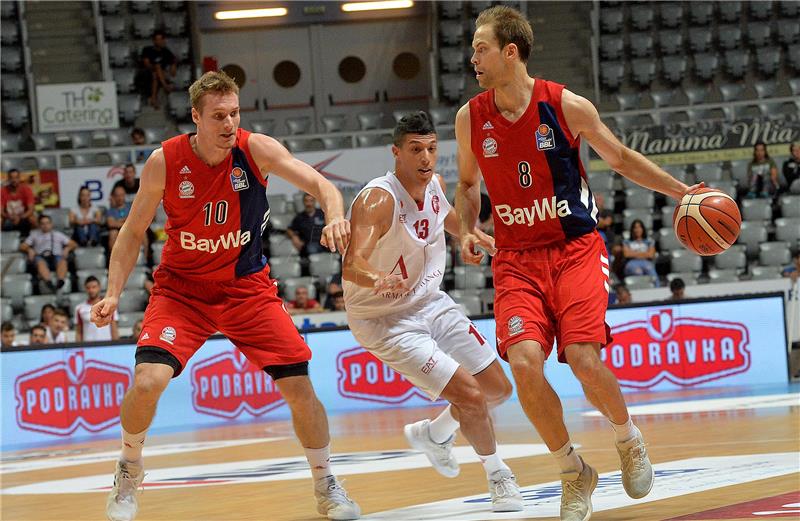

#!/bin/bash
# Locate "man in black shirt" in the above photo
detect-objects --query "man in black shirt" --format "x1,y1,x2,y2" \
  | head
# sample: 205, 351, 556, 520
139, 30, 176, 109
287, 193, 326, 257
112, 164, 140, 204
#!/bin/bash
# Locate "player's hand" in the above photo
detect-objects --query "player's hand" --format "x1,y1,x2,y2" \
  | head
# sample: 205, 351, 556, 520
91, 297, 118, 328
676, 182, 706, 201
321, 216, 350, 254
472, 227, 497, 256
373, 273, 408, 295
460, 232, 490, 265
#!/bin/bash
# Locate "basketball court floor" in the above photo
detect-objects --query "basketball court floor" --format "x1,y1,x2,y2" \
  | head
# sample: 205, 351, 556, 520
2, 384, 798, 521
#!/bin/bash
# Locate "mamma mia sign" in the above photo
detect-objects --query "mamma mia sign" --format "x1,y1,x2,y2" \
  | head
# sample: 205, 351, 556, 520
36, 82, 119, 132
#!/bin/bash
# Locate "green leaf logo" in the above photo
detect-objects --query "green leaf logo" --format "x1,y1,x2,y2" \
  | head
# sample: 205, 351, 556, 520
88, 87, 103, 103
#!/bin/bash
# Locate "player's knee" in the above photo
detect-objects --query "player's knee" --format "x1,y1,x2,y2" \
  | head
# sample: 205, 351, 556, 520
452, 384, 487, 417
131, 369, 169, 401
567, 346, 603, 383
507, 344, 545, 380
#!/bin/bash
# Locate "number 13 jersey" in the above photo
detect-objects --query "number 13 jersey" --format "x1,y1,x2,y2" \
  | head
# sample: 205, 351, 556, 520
469, 79, 599, 250
343, 172, 450, 319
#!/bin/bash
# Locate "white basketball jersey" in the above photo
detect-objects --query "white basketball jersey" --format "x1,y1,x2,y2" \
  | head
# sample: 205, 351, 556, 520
344, 172, 451, 319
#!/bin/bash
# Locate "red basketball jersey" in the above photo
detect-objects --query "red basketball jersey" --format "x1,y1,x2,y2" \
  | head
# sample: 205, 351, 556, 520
159, 128, 270, 281
469, 79, 599, 250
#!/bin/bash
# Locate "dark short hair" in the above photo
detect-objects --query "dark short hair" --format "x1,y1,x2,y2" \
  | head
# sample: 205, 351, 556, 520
153, 29, 166, 39
8, 168, 20, 175
77, 186, 91, 203
1, 321, 15, 333
131, 127, 144, 137
670, 278, 685, 291
84, 275, 99, 286
393, 111, 436, 146
38, 214, 51, 223
614, 283, 630, 294
30, 324, 46, 335
124, 163, 135, 169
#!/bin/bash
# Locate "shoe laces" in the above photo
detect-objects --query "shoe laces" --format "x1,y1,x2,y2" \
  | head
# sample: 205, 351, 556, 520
560, 474, 587, 512
115, 466, 143, 500
319, 477, 352, 505
491, 472, 518, 499
621, 440, 648, 474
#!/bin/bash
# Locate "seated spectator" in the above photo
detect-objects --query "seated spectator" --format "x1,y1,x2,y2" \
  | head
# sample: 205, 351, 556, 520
286, 286, 324, 315
1, 168, 36, 236
69, 186, 102, 246
39, 303, 55, 326
131, 128, 153, 162
29, 324, 48, 345
329, 291, 346, 312
132, 319, 143, 340
1, 321, 17, 348
613, 283, 632, 305
782, 252, 799, 283
669, 278, 685, 301
75, 276, 119, 342
287, 194, 326, 257
20, 214, 77, 293
34, 184, 59, 213
782, 142, 800, 192
594, 193, 616, 255
137, 30, 176, 109
623, 219, 658, 284
107, 185, 132, 253
45, 308, 70, 343
113, 164, 140, 204
323, 274, 343, 311
745, 141, 779, 198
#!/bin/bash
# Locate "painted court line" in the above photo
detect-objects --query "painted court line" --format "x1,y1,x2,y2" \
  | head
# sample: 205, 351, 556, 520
583, 393, 800, 417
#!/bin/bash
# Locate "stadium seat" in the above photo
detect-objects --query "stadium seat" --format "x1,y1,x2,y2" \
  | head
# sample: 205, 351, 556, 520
629, 33, 653, 58
439, 21, 464, 46
281, 277, 316, 301
438, 2, 463, 19
74, 248, 107, 271
285, 138, 321, 153
1, 255, 25, 277
623, 209, 653, 231
670, 249, 702, 273
480, 288, 495, 313
321, 136, 350, 150
693, 54, 719, 82
657, 228, 682, 252
118, 312, 140, 329
321, 114, 346, 133
103, 16, 127, 40
776, 19, 800, 46
688, 28, 712, 53
250, 120, 275, 135
780, 195, 800, 218
780, 1, 799, 16
631, 59, 656, 87
2, 100, 29, 129
3, 277, 31, 309
713, 245, 747, 271
749, 1, 773, 19
118, 94, 141, 125
615, 92, 641, 111
132, 14, 156, 38
143, 127, 167, 144
162, 0, 185, 11
737, 221, 768, 257
1, 20, 19, 45
24, 295, 57, 321
693, 162, 725, 183
1, 133, 20, 153
1, 301, 13, 322
429, 107, 456, 127
0, 46, 22, 72
171, 38, 190, 62
1, 0, 16, 17
113, 68, 136, 93
629, 4, 654, 31
600, 34, 624, 60
268, 213, 292, 231
718, 2, 741, 23
747, 22, 772, 48
754, 80, 778, 99
689, 2, 713, 25
125, 269, 149, 291
742, 199, 772, 221
76, 269, 108, 290
718, 25, 742, 51
1, 74, 25, 98
657, 30, 683, 55
1, 230, 21, 253
162, 12, 187, 37
775, 218, 800, 244
117, 289, 148, 313
269, 234, 296, 257
308, 253, 341, 279
439, 46, 464, 73
750, 266, 782, 280
588, 171, 615, 193
453, 266, 485, 289
755, 47, 781, 77
624, 188, 654, 209
441, 74, 465, 102
600, 61, 625, 90
286, 116, 312, 135
788, 44, 800, 74
658, 2, 683, 28
46, 208, 71, 231
600, 8, 623, 33
624, 275, 656, 290
667, 272, 699, 285
723, 50, 750, 79
151, 243, 164, 266
718, 83, 743, 103
268, 256, 301, 279
173, 66, 193, 89
453, 293, 483, 316
355, 112, 382, 131
707, 269, 740, 283
661, 56, 686, 85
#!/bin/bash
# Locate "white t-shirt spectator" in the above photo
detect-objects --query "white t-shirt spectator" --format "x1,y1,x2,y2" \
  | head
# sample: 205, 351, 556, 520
24, 229, 71, 256
74, 301, 118, 341
45, 327, 67, 344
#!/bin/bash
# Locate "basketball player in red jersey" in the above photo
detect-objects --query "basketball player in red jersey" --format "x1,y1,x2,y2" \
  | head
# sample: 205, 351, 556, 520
455, 7, 703, 521
93, 72, 360, 521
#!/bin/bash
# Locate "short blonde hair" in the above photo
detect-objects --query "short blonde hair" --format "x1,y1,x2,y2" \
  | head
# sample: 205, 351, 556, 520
189, 71, 239, 111
475, 5, 534, 63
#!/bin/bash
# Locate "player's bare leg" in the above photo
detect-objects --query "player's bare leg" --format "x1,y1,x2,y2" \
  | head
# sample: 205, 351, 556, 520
565, 343, 653, 500
406, 366, 522, 511
473, 360, 513, 408
276, 375, 360, 520
107, 363, 173, 521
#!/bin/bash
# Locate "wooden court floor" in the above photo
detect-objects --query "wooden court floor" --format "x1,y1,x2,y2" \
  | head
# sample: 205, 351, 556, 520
2, 386, 798, 521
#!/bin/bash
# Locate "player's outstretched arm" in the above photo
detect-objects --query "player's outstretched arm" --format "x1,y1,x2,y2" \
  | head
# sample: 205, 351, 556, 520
561, 90, 701, 202
248, 133, 349, 254
454, 104, 488, 264
341, 188, 404, 293
438, 175, 496, 256
92, 149, 166, 327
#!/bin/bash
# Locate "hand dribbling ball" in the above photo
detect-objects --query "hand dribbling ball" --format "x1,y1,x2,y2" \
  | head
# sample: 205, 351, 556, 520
673, 187, 742, 256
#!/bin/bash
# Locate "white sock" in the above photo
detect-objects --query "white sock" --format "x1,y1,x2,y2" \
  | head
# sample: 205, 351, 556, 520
478, 451, 510, 477
551, 440, 583, 474
121, 427, 147, 464
304, 445, 332, 482
610, 417, 639, 443
428, 406, 460, 444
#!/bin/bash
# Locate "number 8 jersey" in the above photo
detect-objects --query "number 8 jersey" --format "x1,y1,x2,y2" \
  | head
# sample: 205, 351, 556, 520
159, 128, 270, 281
469, 79, 599, 250
343, 172, 450, 319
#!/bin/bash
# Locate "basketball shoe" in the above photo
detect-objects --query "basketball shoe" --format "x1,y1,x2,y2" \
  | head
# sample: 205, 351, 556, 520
616, 433, 654, 499
560, 458, 597, 521
488, 469, 524, 512
106, 460, 144, 521
314, 475, 361, 520
403, 419, 459, 477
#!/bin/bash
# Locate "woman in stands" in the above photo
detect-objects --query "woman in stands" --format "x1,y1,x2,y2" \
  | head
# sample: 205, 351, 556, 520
69, 186, 102, 247
623, 219, 659, 285
746, 141, 779, 199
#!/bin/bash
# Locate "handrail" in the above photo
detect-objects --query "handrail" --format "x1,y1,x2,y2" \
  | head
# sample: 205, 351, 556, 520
92, 1, 111, 82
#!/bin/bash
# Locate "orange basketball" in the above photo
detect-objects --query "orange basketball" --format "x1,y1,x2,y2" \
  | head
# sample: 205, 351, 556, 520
673, 187, 742, 256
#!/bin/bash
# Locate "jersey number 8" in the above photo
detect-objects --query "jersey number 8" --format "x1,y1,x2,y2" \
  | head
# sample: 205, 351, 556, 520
518, 161, 532, 188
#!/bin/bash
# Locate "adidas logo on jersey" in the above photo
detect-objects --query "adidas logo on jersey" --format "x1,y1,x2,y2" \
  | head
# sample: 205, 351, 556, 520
494, 197, 572, 227
482, 121, 494, 130
180, 165, 191, 175
179, 230, 252, 253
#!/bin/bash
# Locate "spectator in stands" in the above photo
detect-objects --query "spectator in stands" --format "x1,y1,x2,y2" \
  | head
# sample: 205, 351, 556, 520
330, 291, 346, 312
1, 321, 17, 348
745, 141, 779, 199
287, 193, 326, 257
594, 193, 616, 254
75, 276, 119, 342
478, 191, 493, 234
323, 274, 343, 311
132, 319, 143, 340
34, 184, 59, 213
39, 303, 55, 327
1, 169, 36, 236
69, 186, 102, 247
106, 185, 132, 253
623, 219, 658, 284
20, 214, 77, 294
286, 286, 324, 315
669, 278, 686, 301
782, 142, 800, 193
613, 283, 632, 305
29, 324, 48, 345
130, 128, 154, 162
45, 308, 69, 343
138, 30, 176, 109
113, 164, 140, 204
782, 252, 799, 283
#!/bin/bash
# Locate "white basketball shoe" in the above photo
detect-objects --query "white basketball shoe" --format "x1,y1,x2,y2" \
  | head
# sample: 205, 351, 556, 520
314, 475, 361, 520
488, 469, 524, 512
403, 419, 459, 478
106, 460, 144, 521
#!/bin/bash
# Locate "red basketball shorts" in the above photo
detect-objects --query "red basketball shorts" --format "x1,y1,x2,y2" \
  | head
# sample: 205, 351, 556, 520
493, 231, 612, 363
137, 266, 311, 375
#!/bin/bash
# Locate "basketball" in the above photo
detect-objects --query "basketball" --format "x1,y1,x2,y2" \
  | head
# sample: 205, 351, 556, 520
673, 187, 742, 256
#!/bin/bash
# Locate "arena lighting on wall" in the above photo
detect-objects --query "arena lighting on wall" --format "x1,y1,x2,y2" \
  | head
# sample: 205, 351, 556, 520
341, 0, 414, 13
213, 7, 288, 20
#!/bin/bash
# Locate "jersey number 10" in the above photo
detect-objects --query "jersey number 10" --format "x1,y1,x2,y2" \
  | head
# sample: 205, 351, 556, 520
203, 200, 229, 226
